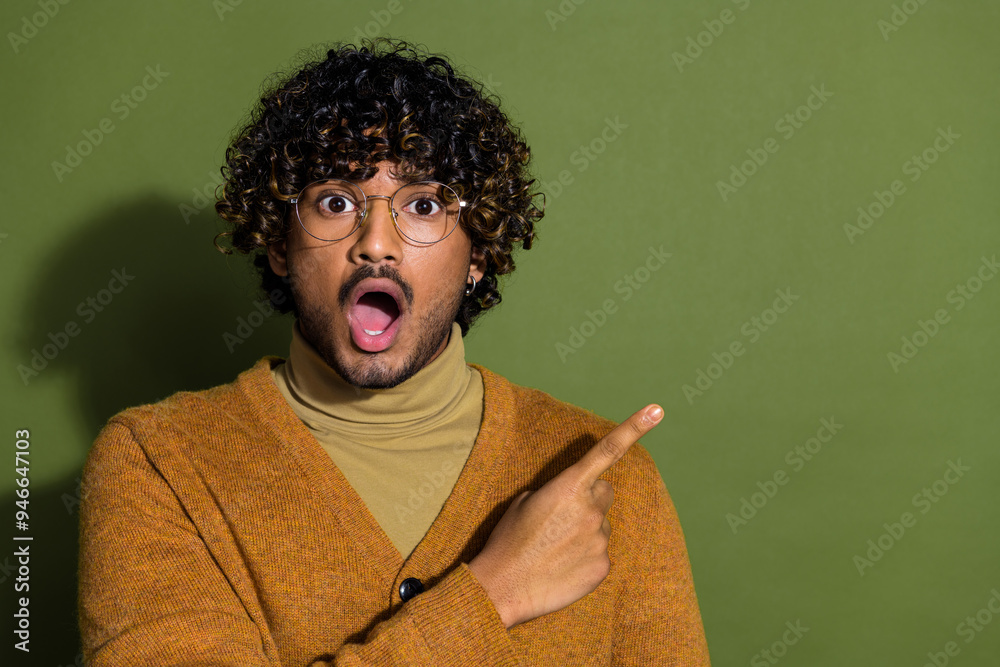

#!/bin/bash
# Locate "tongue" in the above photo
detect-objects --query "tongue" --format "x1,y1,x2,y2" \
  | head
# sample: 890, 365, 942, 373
353, 292, 399, 332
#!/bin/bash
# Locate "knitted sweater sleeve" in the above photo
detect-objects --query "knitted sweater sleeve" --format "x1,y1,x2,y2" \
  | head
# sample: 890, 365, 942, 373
78, 419, 518, 667
612, 451, 711, 665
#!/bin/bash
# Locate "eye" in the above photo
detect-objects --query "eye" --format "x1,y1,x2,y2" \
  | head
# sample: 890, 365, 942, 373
401, 197, 443, 217
318, 194, 360, 215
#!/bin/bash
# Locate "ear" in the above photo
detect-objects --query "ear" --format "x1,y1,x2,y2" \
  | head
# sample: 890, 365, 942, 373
267, 240, 289, 277
469, 246, 487, 283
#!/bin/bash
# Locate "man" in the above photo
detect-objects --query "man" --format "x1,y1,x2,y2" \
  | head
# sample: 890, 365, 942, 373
77, 39, 710, 665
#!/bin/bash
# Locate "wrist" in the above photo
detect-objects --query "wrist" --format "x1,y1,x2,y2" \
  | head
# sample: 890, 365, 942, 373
468, 557, 518, 629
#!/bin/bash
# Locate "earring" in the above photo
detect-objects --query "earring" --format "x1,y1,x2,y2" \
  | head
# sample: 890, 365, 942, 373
465, 276, 477, 296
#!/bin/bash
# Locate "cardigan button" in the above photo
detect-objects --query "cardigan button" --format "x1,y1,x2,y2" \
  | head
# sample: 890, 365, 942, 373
399, 577, 424, 601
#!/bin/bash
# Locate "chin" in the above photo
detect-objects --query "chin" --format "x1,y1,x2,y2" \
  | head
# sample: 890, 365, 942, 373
311, 320, 449, 390
337, 348, 423, 390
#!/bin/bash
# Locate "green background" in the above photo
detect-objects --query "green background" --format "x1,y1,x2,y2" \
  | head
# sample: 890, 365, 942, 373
2, 0, 998, 664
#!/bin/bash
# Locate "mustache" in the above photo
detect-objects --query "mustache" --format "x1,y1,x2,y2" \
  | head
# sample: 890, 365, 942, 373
337, 264, 414, 308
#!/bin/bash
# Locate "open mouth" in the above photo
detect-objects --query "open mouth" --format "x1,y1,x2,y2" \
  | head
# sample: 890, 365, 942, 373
354, 291, 400, 336
348, 279, 406, 353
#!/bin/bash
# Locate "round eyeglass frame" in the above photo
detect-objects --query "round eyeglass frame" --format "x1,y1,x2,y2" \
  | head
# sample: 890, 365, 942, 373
289, 178, 468, 246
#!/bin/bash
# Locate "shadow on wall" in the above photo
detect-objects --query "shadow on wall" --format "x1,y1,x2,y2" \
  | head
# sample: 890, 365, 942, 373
5, 194, 293, 664
20, 194, 294, 430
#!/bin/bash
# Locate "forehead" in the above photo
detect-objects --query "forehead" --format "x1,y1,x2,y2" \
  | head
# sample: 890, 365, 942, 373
318, 161, 426, 191
356, 160, 406, 183
318, 157, 436, 184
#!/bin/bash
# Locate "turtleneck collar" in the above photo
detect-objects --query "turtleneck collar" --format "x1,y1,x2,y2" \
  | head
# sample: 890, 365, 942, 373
274, 320, 476, 438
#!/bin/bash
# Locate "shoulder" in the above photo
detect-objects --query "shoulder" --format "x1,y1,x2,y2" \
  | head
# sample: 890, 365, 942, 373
469, 364, 662, 489
472, 363, 615, 433
88, 357, 286, 463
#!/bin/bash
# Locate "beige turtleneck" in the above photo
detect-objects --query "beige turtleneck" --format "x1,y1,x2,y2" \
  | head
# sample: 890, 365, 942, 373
270, 321, 484, 559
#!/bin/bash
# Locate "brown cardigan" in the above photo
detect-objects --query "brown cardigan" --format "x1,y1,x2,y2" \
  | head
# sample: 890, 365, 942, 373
78, 358, 711, 666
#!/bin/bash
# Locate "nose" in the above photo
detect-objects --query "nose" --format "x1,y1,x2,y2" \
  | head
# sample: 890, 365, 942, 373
349, 194, 402, 264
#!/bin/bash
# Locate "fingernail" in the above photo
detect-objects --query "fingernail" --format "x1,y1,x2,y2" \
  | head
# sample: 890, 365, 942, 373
645, 406, 663, 425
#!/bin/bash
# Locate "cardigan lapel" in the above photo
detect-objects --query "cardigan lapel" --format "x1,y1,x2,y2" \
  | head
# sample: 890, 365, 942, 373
246, 358, 405, 582
245, 358, 515, 582
402, 364, 515, 572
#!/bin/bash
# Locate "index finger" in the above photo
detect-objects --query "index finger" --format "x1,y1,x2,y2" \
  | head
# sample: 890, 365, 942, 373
571, 404, 663, 486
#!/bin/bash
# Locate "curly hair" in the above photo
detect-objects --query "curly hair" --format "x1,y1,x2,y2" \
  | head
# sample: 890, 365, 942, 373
214, 38, 543, 335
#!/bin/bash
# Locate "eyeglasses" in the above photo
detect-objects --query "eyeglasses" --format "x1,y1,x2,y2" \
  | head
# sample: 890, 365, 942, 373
289, 179, 467, 245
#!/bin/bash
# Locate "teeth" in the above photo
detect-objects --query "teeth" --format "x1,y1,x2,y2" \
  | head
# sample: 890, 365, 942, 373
363, 329, 385, 336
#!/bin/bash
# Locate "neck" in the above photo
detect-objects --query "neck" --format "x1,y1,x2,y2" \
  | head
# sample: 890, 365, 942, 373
278, 320, 473, 431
